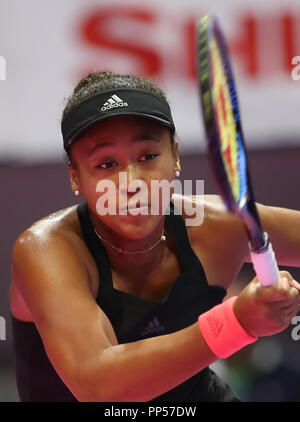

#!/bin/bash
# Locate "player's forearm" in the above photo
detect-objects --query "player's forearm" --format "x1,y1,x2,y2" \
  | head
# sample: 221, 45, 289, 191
78, 322, 217, 402
256, 203, 300, 267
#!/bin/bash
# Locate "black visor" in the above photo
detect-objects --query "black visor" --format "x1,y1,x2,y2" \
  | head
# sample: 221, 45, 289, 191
61, 88, 176, 151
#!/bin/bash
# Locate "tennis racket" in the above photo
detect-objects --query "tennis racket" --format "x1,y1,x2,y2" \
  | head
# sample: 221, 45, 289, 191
196, 15, 280, 287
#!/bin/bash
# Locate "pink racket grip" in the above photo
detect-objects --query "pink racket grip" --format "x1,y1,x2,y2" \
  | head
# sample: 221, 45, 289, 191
250, 237, 280, 286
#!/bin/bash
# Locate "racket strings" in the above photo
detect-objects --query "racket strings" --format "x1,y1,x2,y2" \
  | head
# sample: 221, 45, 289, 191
210, 38, 248, 206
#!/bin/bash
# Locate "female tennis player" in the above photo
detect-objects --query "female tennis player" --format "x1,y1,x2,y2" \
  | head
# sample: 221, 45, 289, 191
10, 71, 300, 402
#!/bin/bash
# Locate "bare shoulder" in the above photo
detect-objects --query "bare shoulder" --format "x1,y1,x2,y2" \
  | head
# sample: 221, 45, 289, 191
12, 205, 92, 263
11, 204, 97, 280
12, 206, 81, 274
15, 205, 80, 243
10, 205, 97, 321
171, 194, 249, 289
171, 193, 235, 229
171, 192, 248, 251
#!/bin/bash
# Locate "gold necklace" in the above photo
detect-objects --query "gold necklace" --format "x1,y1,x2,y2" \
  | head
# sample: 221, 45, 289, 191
93, 227, 166, 254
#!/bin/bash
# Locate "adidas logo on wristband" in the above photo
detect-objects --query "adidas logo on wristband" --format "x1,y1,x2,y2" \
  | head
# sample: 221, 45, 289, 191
101, 94, 128, 111
198, 297, 257, 359
206, 316, 224, 338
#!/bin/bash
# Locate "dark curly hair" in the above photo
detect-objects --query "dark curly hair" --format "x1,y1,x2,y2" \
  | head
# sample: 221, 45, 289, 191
62, 71, 174, 166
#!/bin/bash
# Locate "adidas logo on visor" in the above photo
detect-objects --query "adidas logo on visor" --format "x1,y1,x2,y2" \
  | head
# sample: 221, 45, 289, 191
101, 94, 128, 111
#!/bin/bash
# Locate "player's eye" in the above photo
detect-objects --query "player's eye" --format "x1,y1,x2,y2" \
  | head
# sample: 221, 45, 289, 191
96, 161, 117, 170
139, 154, 159, 162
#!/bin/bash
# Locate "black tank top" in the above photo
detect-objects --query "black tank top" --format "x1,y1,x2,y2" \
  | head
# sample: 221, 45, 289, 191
12, 202, 240, 402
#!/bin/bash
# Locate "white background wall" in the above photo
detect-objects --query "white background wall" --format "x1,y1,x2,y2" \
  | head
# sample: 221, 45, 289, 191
0, 0, 300, 162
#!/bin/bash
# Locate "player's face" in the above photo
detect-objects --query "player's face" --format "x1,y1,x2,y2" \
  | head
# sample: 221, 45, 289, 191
69, 115, 179, 239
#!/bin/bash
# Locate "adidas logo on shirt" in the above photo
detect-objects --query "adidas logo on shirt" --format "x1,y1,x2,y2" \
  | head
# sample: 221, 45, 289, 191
141, 317, 164, 337
101, 94, 128, 111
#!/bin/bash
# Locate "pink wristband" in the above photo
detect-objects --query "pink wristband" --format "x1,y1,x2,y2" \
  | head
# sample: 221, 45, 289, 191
198, 296, 257, 359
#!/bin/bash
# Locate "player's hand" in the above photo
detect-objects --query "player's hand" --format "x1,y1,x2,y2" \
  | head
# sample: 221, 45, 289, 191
233, 271, 300, 338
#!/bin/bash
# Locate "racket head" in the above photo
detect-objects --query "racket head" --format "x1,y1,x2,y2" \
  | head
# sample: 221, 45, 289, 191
196, 15, 264, 248
196, 16, 249, 212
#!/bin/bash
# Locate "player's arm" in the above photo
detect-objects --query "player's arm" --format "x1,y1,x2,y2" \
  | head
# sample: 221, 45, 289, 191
252, 203, 300, 268
202, 195, 300, 268
11, 229, 217, 402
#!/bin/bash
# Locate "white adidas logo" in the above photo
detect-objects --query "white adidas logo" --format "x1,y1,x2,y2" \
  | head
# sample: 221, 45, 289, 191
141, 317, 164, 337
101, 94, 128, 111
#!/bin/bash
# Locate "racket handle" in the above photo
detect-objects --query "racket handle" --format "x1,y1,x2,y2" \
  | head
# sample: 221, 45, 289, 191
250, 234, 280, 286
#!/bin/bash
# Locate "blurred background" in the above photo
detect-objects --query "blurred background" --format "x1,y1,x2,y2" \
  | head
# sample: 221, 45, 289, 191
0, 0, 299, 402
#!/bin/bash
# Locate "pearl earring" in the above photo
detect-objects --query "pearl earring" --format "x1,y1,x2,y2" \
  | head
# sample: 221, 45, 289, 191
74, 190, 80, 196
175, 170, 180, 177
